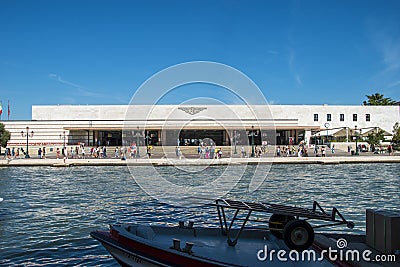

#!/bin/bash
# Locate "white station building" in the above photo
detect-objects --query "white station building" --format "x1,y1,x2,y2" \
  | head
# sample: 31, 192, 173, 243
2, 104, 399, 149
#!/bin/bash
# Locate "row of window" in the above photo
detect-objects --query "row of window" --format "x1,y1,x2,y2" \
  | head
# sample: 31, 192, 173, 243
314, 113, 370, 122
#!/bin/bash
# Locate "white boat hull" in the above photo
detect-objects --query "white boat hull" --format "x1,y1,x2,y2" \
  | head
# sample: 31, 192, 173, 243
103, 242, 160, 267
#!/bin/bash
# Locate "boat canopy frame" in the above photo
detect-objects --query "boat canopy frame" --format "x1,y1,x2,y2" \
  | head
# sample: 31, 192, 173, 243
214, 199, 354, 247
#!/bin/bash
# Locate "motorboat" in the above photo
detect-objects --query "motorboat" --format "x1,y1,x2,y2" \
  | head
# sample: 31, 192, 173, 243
91, 198, 354, 266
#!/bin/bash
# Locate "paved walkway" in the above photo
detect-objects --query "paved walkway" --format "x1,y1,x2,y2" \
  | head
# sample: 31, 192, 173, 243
1, 155, 399, 167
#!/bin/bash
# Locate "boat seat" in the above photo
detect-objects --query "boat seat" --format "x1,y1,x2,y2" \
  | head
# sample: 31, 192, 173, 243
136, 225, 156, 240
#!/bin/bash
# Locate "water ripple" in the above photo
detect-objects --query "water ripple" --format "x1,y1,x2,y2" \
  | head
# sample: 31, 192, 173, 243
0, 164, 399, 265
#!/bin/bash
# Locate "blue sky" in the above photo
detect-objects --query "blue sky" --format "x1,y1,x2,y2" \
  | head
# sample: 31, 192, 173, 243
0, 0, 399, 120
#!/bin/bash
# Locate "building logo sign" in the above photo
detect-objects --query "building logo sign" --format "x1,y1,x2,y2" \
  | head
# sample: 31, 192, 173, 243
178, 107, 207, 115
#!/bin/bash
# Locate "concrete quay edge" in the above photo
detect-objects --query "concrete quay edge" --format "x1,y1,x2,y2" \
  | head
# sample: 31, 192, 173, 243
1, 156, 399, 167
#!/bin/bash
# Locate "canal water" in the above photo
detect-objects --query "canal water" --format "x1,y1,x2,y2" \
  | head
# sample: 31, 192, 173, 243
0, 164, 399, 266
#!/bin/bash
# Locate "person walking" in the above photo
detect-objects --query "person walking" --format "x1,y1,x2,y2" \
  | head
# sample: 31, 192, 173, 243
321, 146, 326, 157
210, 146, 215, 159
81, 146, 86, 159
200, 146, 206, 159
147, 146, 152, 158
276, 146, 281, 157
297, 146, 302, 157
388, 145, 393, 156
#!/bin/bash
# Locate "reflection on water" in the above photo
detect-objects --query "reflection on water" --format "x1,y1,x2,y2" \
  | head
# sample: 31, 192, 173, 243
0, 164, 399, 266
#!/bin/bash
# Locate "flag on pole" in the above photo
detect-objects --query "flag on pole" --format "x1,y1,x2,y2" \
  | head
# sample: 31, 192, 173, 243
0, 101, 3, 117
8, 100, 10, 120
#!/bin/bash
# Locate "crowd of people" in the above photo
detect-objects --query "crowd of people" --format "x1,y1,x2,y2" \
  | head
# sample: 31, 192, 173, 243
2, 147, 27, 159
2, 142, 397, 160
60, 144, 155, 160
196, 144, 223, 159
240, 145, 266, 158
276, 144, 310, 157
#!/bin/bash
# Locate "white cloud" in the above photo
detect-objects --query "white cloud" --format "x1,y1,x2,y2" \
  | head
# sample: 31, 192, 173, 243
49, 73, 85, 89
381, 37, 400, 72
365, 20, 400, 101
295, 74, 303, 87
367, 21, 400, 73
288, 48, 303, 87
49, 73, 105, 98
387, 80, 400, 89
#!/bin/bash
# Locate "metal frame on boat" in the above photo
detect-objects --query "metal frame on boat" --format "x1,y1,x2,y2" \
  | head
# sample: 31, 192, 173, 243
214, 199, 354, 251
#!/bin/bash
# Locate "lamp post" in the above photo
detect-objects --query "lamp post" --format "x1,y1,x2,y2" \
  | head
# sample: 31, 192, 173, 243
233, 130, 239, 154
314, 132, 318, 146
249, 126, 258, 157
355, 125, 359, 156
135, 126, 141, 158
21, 126, 34, 158
59, 131, 66, 149
145, 131, 151, 146
324, 123, 330, 145
314, 132, 318, 153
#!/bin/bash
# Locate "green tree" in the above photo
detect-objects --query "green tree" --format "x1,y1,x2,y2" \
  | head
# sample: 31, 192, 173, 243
366, 129, 385, 149
363, 93, 397, 106
0, 122, 11, 154
392, 122, 400, 150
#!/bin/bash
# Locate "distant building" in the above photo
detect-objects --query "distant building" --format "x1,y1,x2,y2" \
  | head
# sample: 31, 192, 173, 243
2, 104, 399, 148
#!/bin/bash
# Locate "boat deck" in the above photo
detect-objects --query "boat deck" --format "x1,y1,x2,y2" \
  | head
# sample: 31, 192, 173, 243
117, 224, 335, 266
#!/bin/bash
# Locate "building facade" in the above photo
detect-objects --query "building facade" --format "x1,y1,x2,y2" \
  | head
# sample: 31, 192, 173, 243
3, 104, 399, 148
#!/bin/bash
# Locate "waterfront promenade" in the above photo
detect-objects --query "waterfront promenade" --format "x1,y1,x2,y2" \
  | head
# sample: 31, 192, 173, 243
1, 154, 400, 167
